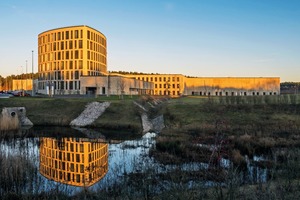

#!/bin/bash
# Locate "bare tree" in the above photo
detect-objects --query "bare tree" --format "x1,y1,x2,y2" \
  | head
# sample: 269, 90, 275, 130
117, 78, 126, 99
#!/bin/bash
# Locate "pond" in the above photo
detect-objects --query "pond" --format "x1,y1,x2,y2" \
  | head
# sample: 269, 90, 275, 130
0, 127, 270, 198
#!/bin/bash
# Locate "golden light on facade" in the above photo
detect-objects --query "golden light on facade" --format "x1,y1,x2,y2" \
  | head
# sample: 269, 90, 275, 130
38, 25, 107, 95
39, 137, 108, 187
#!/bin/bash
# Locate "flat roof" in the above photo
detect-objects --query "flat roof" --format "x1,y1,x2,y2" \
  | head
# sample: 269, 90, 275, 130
38, 25, 106, 38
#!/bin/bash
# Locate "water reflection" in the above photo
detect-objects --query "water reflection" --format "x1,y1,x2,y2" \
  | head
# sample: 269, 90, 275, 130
39, 137, 108, 187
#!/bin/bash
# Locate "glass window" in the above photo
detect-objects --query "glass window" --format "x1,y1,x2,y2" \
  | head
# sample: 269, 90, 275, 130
66, 51, 69, 59
75, 30, 79, 38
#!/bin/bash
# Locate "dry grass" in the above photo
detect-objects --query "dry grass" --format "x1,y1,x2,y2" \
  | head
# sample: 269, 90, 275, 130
231, 149, 245, 165
0, 113, 19, 131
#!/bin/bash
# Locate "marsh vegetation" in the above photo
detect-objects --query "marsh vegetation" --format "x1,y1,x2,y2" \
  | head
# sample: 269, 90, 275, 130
1, 95, 300, 199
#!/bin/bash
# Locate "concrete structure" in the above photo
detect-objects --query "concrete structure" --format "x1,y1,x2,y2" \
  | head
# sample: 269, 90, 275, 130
1, 107, 33, 126
80, 75, 154, 96
39, 137, 108, 187
124, 74, 280, 96
123, 74, 185, 96
184, 77, 280, 96
37, 25, 280, 97
38, 25, 107, 95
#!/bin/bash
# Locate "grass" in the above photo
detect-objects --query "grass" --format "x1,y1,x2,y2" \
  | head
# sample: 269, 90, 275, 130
0, 96, 144, 133
152, 94, 300, 165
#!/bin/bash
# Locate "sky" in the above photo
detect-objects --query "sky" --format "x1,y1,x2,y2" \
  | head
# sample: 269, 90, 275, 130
0, 0, 299, 82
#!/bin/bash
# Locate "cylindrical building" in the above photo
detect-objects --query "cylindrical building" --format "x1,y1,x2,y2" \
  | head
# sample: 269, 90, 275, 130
38, 25, 107, 95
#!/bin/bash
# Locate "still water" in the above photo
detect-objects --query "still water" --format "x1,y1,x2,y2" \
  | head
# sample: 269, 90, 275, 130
0, 127, 268, 196
0, 127, 156, 195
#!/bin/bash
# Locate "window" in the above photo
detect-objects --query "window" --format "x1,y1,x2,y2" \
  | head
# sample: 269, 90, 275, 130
66, 31, 69, 39
75, 30, 79, 38
79, 40, 83, 48
75, 50, 79, 59
75, 71, 79, 79
87, 30, 90, 39
69, 41, 73, 49
66, 51, 69, 59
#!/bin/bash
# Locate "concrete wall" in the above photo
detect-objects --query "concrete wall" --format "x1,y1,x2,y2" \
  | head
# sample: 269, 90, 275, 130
183, 77, 280, 96
80, 75, 154, 96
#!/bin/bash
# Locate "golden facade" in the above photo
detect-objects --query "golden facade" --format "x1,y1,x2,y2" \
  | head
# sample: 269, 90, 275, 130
38, 25, 107, 94
124, 74, 185, 96
12, 79, 33, 91
39, 137, 108, 187
184, 77, 280, 96
124, 74, 280, 96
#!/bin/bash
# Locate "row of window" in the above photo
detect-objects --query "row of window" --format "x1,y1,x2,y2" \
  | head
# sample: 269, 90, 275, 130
191, 91, 278, 96
40, 164, 108, 185
87, 30, 106, 46
39, 29, 84, 44
39, 40, 106, 55
39, 40, 83, 53
154, 90, 180, 95
87, 40, 106, 52
41, 139, 108, 154
39, 50, 83, 62
38, 80, 81, 90
155, 83, 180, 89
39, 50, 106, 64
136, 76, 181, 82
39, 60, 105, 73
39, 29, 106, 46
40, 153, 107, 173
39, 70, 82, 80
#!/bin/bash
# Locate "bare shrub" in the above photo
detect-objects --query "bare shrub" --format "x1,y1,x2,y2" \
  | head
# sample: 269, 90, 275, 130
240, 134, 252, 142
231, 149, 245, 165
258, 137, 276, 148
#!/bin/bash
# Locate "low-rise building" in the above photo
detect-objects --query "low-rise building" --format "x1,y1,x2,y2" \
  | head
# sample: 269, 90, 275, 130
80, 75, 153, 96
122, 73, 280, 96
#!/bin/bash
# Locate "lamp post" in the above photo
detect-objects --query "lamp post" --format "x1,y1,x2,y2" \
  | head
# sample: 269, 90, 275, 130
31, 50, 34, 96
21, 66, 24, 96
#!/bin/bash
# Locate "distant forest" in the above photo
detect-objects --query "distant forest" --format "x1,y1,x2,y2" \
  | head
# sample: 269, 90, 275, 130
280, 82, 300, 94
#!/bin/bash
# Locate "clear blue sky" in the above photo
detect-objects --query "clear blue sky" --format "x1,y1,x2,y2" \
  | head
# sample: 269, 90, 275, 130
0, 0, 299, 82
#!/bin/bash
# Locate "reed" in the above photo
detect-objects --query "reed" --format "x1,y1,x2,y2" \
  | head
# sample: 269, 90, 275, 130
0, 112, 20, 131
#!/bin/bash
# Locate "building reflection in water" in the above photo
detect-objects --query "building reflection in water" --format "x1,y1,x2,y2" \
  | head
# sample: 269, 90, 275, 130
39, 137, 108, 187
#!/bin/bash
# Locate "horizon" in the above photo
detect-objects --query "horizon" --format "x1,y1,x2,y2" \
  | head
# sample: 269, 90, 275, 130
0, 0, 299, 82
